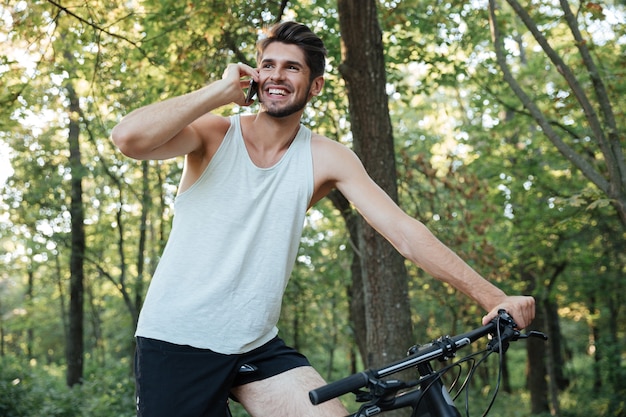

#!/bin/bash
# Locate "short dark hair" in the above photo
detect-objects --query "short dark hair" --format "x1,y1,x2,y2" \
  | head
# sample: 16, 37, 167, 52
256, 22, 327, 79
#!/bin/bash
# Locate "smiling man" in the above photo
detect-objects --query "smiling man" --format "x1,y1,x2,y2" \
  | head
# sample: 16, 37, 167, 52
111, 21, 534, 417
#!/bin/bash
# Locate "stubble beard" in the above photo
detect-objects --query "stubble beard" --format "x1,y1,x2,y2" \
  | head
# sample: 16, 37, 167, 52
260, 82, 312, 118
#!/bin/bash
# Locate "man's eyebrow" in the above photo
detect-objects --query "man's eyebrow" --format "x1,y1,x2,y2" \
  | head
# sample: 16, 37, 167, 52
261, 58, 304, 67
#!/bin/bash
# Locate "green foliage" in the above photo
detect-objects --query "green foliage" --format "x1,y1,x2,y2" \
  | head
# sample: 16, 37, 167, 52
1, 0, 624, 415
0, 358, 30, 417
279, 197, 355, 378
0, 357, 135, 417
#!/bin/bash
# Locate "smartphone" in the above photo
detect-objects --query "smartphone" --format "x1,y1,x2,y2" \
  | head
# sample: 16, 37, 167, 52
245, 80, 258, 104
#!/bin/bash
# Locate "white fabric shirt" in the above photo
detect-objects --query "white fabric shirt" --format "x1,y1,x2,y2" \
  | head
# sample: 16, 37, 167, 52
135, 115, 314, 353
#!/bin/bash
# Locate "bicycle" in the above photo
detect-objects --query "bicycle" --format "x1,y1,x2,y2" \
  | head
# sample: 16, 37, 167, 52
309, 310, 547, 417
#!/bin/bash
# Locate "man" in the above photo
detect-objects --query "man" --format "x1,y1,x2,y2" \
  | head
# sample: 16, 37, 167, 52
112, 21, 534, 417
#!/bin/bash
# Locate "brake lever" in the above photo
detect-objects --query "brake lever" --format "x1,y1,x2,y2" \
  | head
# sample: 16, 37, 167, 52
518, 330, 549, 341
487, 328, 548, 353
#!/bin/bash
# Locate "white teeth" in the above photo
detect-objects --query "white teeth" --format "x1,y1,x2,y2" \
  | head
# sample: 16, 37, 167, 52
268, 88, 286, 96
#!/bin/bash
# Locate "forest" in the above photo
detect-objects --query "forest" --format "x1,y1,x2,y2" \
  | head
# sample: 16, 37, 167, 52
0, 0, 624, 416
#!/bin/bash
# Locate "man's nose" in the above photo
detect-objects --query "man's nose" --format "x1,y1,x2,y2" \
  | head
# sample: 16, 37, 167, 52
269, 66, 285, 80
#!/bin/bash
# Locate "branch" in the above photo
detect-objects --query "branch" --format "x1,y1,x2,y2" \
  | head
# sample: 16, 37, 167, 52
484, 83, 586, 141
276, 0, 289, 23
487, 0, 609, 194
86, 255, 138, 319
503, 0, 626, 206
504, 0, 609, 155
222, 30, 254, 65
559, 0, 625, 187
45, 0, 158, 64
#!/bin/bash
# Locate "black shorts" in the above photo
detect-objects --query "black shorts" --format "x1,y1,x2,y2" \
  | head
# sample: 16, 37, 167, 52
134, 336, 311, 417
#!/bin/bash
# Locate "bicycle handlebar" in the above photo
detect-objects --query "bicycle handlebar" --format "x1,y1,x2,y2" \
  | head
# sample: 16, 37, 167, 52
309, 371, 371, 406
310, 311, 525, 406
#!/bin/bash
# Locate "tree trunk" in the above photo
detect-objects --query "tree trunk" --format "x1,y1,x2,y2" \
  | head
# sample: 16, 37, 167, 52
542, 299, 561, 416
134, 160, 150, 324
545, 298, 569, 391
526, 302, 550, 414
588, 295, 602, 392
521, 270, 550, 415
328, 190, 367, 364
337, 0, 413, 373
26, 265, 34, 358
66, 81, 85, 387
604, 292, 624, 415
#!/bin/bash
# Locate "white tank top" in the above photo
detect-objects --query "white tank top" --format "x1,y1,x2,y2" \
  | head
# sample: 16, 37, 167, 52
135, 115, 314, 353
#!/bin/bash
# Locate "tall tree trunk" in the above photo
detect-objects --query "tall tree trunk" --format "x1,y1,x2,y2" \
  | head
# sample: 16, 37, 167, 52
26, 265, 34, 358
545, 298, 569, 391
542, 299, 561, 416
337, 0, 413, 377
526, 305, 550, 414
65, 81, 85, 387
588, 295, 602, 392
523, 271, 550, 414
604, 291, 624, 414
328, 190, 366, 364
134, 160, 151, 325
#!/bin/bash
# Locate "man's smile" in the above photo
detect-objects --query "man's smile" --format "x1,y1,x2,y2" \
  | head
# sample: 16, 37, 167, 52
266, 86, 290, 98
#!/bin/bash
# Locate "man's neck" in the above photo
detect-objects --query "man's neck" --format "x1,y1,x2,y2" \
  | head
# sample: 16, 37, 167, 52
250, 111, 303, 148
239, 112, 302, 168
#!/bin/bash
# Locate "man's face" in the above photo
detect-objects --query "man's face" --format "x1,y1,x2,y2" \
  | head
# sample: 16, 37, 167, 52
257, 42, 319, 118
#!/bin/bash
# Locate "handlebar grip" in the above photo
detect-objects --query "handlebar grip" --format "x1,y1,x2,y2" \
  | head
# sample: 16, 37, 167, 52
309, 371, 370, 405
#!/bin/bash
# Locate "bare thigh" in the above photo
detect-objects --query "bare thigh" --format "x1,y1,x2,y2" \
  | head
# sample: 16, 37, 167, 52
231, 366, 348, 417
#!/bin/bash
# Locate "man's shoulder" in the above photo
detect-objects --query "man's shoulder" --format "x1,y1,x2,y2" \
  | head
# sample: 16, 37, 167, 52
310, 133, 364, 183
191, 114, 233, 145
311, 133, 354, 157
197, 113, 232, 131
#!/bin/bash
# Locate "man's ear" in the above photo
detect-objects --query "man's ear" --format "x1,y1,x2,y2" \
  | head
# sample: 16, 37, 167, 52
309, 76, 325, 97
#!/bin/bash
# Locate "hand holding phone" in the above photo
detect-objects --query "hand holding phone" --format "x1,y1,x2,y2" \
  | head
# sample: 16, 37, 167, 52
245, 80, 258, 104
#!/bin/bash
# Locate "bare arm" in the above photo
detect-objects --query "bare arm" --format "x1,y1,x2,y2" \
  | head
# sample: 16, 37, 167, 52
313, 137, 535, 329
111, 64, 258, 160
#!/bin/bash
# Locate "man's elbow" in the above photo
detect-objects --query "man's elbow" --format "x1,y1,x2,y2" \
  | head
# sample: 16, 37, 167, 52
111, 124, 147, 159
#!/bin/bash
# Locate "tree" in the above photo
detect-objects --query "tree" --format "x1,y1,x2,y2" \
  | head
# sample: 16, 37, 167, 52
2, 1, 624, 415
336, 0, 414, 373
65, 80, 86, 386
488, 0, 626, 227
378, 0, 624, 413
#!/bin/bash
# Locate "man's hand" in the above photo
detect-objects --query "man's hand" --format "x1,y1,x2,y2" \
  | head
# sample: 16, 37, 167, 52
482, 295, 535, 329
221, 63, 259, 107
